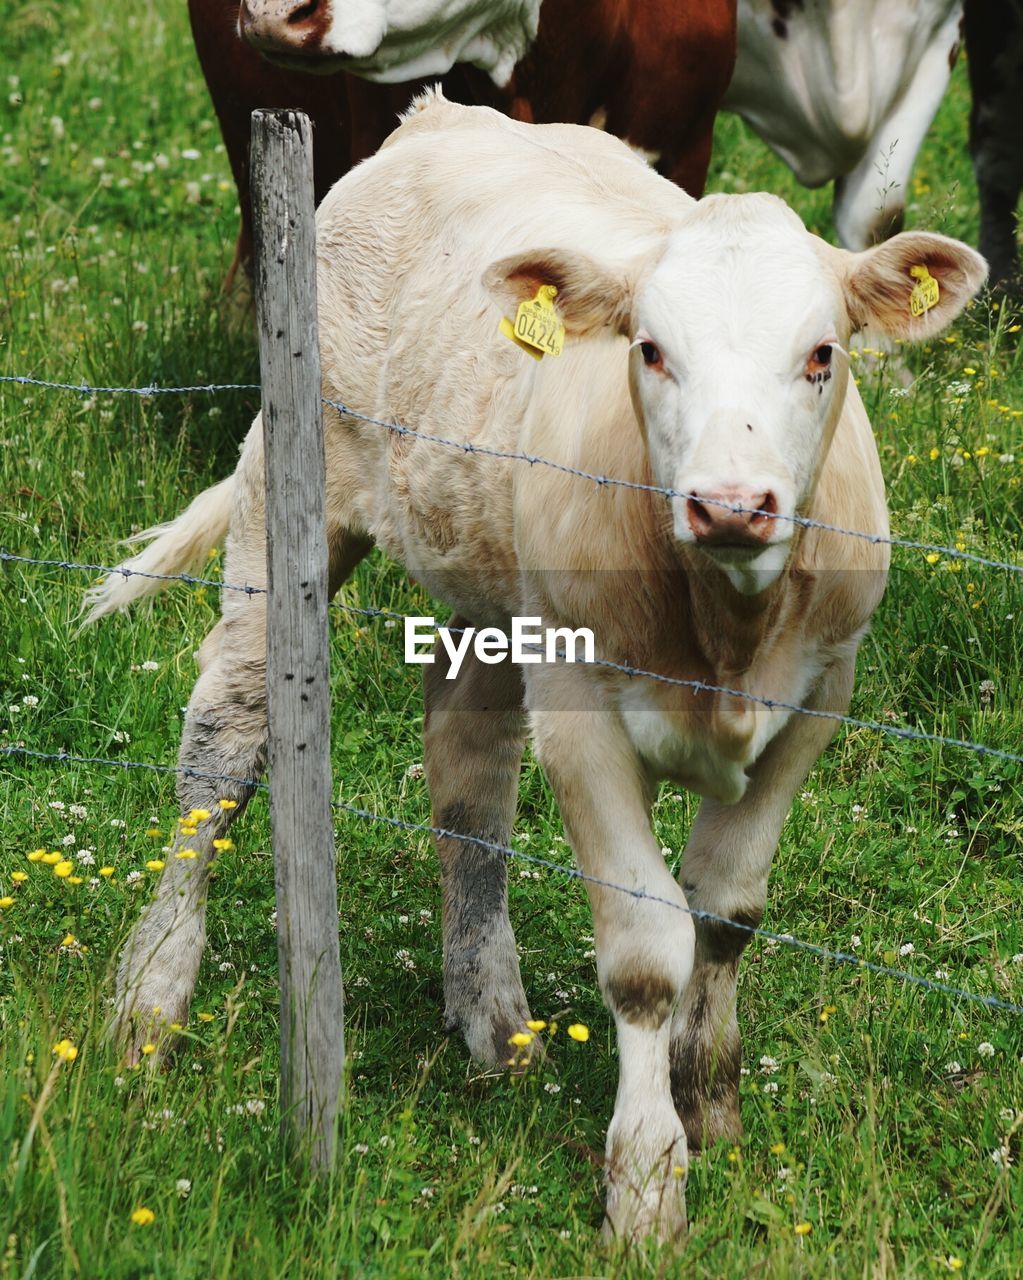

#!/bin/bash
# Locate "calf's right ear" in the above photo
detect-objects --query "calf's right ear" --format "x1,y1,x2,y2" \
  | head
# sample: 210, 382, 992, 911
482, 248, 634, 339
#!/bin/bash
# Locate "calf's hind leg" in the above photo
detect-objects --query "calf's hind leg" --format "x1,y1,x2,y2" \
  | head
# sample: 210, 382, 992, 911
112, 508, 370, 1061
423, 623, 534, 1068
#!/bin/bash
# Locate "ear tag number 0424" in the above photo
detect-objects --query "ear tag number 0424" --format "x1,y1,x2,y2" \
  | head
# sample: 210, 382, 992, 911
500, 284, 566, 360
909, 264, 940, 317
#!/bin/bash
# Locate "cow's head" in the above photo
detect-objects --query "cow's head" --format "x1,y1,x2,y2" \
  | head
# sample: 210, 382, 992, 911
238, 0, 540, 84
485, 194, 985, 592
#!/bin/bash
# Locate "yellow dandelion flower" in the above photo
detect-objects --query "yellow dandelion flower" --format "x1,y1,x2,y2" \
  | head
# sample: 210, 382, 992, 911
99, 866, 115, 878
11, 871, 28, 883
925, 552, 940, 565
212, 838, 233, 851
27, 848, 46, 862
794, 1221, 812, 1236
130, 1207, 155, 1226
175, 849, 198, 860
61, 934, 76, 946
929, 447, 941, 461
975, 446, 991, 457
52, 1039, 78, 1062
0, 897, 14, 909
770, 1141, 786, 1155
169, 1022, 184, 1032
197, 1011, 215, 1023
145, 827, 162, 838
509, 1031, 533, 1047
179, 825, 197, 838
526, 1019, 547, 1032
672, 1164, 685, 1178
567, 1023, 590, 1043
140, 1043, 156, 1056
1008, 325, 1021, 334
727, 1146, 740, 1163
42, 851, 62, 865
53, 860, 74, 878
947, 1258, 964, 1272
68, 876, 83, 885
905, 454, 918, 464
187, 808, 212, 824
145, 859, 165, 872
217, 798, 238, 810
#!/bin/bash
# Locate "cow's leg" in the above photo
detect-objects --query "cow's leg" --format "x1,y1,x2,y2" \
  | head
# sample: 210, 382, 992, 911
832, 13, 960, 250
530, 672, 693, 1243
670, 657, 856, 1148
423, 624, 533, 1068
111, 473, 370, 1060
965, 0, 1023, 291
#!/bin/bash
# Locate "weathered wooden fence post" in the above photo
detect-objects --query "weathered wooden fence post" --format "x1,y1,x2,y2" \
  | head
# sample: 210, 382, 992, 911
250, 108, 344, 1169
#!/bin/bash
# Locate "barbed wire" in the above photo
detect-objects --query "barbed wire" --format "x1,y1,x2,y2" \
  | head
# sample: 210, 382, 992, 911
3, 548, 1020, 766
321, 397, 1023, 577
1, 373, 1020, 576
3, 742, 1021, 1017
0, 549, 264, 596
0, 375, 261, 397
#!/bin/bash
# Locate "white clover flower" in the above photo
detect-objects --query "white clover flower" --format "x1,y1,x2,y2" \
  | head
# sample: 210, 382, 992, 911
978, 1042, 995, 1058
899, 943, 915, 957
176, 1178, 191, 1197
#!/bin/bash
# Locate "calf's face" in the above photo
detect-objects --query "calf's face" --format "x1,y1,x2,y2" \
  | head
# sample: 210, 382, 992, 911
486, 192, 985, 593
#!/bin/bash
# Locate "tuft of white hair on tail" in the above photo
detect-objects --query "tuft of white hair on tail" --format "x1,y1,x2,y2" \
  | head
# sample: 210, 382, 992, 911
82, 475, 235, 623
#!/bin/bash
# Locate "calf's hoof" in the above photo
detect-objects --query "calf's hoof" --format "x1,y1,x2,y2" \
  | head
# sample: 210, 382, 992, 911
602, 1125, 689, 1245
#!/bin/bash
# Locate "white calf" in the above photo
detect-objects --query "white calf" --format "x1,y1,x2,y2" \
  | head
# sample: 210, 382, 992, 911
88, 92, 984, 1240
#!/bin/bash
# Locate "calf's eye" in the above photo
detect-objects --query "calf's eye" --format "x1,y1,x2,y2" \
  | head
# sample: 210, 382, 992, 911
812, 344, 833, 367
640, 341, 662, 368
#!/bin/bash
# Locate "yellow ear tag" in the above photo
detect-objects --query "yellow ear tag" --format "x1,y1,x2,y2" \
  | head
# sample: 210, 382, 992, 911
909, 264, 940, 317
499, 284, 566, 360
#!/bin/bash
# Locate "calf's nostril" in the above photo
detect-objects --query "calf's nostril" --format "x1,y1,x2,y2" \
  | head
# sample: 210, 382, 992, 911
288, 0, 319, 24
686, 495, 714, 536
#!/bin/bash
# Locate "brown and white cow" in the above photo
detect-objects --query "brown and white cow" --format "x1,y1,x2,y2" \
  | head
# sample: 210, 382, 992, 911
87, 93, 984, 1240
191, 0, 737, 284
192, 0, 964, 290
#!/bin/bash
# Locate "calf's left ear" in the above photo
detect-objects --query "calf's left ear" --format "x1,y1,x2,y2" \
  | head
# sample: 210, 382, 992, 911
482, 247, 635, 338
842, 232, 987, 341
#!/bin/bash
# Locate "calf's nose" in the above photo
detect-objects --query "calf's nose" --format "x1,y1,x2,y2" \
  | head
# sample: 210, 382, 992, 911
240, 0, 324, 49
685, 488, 778, 547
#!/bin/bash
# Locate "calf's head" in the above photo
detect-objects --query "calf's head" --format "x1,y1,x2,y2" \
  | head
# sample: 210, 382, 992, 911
485, 193, 985, 592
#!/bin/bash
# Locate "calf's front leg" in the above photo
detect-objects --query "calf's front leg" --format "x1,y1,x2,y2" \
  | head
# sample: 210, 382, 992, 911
531, 676, 694, 1243
423, 623, 533, 1068
670, 657, 857, 1148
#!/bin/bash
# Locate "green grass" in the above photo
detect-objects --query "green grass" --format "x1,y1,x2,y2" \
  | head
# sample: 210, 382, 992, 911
1, 6, 1022, 1277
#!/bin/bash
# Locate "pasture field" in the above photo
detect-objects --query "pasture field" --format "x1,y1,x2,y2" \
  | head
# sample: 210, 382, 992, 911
1, 5, 1022, 1277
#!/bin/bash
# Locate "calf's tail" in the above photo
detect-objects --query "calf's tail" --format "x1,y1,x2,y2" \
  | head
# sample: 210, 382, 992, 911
83, 475, 236, 622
